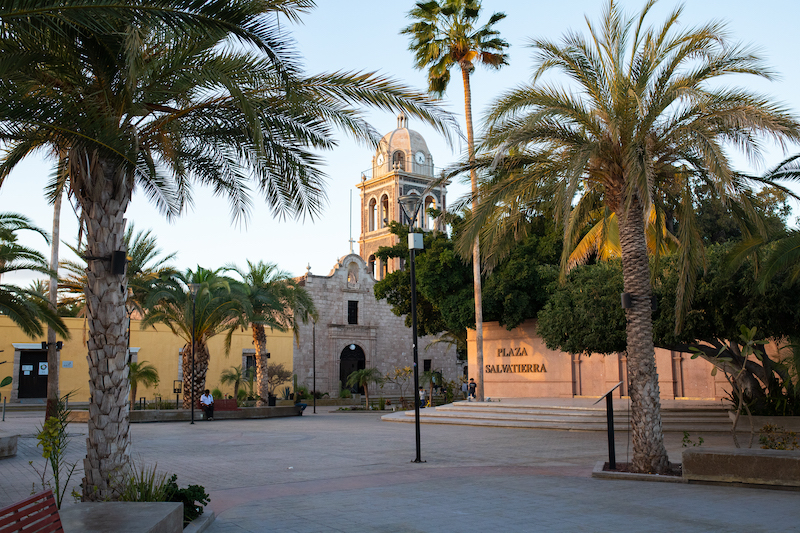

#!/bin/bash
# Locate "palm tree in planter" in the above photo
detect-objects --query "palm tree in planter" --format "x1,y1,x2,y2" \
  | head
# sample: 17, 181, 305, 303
220, 365, 245, 404
228, 261, 316, 406
346, 368, 384, 409
142, 268, 241, 410
403, 0, 508, 402
463, 1, 800, 473
128, 361, 159, 410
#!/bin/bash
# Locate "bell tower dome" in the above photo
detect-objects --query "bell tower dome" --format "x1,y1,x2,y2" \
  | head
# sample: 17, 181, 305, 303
356, 113, 447, 279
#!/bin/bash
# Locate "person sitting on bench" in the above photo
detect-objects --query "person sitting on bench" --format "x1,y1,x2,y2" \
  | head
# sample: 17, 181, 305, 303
200, 389, 214, 420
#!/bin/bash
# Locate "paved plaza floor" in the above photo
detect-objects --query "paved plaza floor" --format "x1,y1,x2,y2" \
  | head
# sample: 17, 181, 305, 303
1, 407, 798, 532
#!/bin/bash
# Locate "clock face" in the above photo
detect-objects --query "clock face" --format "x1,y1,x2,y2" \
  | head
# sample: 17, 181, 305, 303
415, 151, 425, 164
377, 153, 385, 165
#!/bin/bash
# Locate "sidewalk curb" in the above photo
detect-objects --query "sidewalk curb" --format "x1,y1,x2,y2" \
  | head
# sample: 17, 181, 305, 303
591, 461, 686, 483
184, 511, 215, 533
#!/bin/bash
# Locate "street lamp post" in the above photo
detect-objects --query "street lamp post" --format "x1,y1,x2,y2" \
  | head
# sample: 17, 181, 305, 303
398, 194, 425, 463
189, 283, 200, 424
312, 317, 316, 414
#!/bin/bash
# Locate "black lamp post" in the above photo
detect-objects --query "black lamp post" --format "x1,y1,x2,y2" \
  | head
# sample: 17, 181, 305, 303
312, 317, 316, 414
189, 283, 200, 424
398, 194, 425, 463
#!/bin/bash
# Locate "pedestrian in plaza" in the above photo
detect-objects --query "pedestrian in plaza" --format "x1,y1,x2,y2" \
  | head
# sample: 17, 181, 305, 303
418, 386, 426, 408
200, 389, 214, 420
461, 380, 468, 399
468, 378, 476, 401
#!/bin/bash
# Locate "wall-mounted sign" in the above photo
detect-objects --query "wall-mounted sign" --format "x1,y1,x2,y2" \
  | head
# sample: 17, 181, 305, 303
485, 363, 547, 374
21, 365, 33, 371
38, 362, 48, 375
62, 361, 73, 368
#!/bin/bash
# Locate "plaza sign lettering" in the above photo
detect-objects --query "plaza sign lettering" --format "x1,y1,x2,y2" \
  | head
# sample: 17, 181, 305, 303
485, 364, 547, 373
497, 347, 528, 357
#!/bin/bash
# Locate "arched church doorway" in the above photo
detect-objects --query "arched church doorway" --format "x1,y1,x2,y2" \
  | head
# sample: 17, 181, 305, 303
340, 344, 366, 392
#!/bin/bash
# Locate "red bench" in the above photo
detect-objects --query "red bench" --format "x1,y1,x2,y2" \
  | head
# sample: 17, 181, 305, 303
197, 398, 238, 411
0, 490, 63, 533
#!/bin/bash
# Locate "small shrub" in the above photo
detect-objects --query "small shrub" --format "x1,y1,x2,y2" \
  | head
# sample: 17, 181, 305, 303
759, 424, 799, 450
378, 397, 386, 410
211, 388, 222, 400
681, 431, 704, 448
339, 389, 352, 399
165, 475, 210, 525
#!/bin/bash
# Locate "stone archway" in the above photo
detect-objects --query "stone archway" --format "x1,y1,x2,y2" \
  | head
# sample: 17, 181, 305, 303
340, 344, 366, 393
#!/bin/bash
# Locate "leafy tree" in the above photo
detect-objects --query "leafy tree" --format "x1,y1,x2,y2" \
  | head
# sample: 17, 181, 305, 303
403, 0, 509, 402
128, 361, 159, 409
467, 1, 800, 473
538, 246, 800, 416
0, 0, 453, 500
345, 368, 383, 408
266, 363, 292, 397
227, 261, 315, 406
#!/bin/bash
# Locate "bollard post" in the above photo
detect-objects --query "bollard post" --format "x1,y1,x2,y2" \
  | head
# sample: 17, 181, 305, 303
2, 396, 5, 421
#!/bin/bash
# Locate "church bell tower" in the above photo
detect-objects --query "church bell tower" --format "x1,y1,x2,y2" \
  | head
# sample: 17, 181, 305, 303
356, 113, 447, 279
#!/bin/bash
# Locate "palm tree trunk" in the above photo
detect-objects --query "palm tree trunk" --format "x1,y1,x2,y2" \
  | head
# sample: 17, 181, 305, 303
462, 67, 485, 402
181, 341, 210, 409
79, 157, 132, 501
252, 324, 269, 406
618, 195, 669, 473
46, 187, 63, 420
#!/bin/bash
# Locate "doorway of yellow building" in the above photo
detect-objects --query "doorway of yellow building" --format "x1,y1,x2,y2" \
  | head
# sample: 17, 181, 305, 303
18, 349, 48, 399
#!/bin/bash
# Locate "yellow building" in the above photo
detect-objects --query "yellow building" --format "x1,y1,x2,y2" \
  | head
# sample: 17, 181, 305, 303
0, 316, 294, 403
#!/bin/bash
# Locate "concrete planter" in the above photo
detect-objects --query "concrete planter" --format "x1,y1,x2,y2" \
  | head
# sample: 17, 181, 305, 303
0, 431, 18, 458
727, 412, 800, 432
683, 447, 800, 488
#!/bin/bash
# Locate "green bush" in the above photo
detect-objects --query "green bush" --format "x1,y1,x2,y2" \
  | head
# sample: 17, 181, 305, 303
120, 466, 209, 526
211, 388, 222, 400
165, 475, 209, 525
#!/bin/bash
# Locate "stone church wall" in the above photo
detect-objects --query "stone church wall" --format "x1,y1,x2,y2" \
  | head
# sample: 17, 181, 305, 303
294, 254, 460, 397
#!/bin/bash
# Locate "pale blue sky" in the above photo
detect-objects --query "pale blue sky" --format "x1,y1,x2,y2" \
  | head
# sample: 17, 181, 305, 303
2, 0, 798, 283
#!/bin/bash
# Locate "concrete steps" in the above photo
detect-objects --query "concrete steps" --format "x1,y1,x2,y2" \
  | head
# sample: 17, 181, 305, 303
381, 399, 733, 433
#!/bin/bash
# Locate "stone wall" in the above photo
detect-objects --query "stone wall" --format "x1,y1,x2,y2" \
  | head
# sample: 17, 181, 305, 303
294, 254, 460, 397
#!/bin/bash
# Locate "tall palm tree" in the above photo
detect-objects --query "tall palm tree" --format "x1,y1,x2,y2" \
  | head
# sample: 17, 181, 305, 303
128, 361, 159, 409
403, 0, 508, 402
0, 1, 453, 500
141, 267, 240, 410
466, 1, 800, 473
227, 261, 316, 406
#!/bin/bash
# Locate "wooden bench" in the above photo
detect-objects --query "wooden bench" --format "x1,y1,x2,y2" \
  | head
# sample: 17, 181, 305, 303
197, 398, 238, 411
0, 490, 63, 533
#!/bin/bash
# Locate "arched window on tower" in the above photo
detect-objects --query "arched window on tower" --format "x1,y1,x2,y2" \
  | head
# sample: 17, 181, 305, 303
392, 151, 405, 171
368, 198, 377, 232
368, 255, 376, 276
379, 258, 388, 280
423, 196, 436, 229
380, 195, 389, 228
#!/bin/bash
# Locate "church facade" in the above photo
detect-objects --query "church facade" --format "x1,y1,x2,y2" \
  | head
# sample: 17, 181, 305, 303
292, 115, 460, 397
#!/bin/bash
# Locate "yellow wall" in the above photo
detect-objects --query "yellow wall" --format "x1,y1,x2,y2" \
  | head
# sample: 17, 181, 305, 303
0, 316, 294, 403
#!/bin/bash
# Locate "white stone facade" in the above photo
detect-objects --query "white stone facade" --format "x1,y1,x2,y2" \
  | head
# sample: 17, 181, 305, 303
293, 254, 460, 396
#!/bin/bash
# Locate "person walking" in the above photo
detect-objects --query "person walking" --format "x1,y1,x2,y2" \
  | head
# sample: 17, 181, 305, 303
468, 378, 477, 401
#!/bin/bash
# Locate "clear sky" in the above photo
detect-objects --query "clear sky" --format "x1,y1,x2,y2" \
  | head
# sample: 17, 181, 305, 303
2, 0, 798, 284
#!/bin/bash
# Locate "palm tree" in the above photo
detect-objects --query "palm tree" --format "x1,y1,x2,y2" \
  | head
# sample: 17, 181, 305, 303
345, 368, 383, 409
466, 1, 800, 473
142, 268, 240, 411
0, 1, 454, 500
0, 214, 69, 339
228, 261, 316, 406
220, 365, 245, 403
128, 361, 159, 409
403, 0, 508, 402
